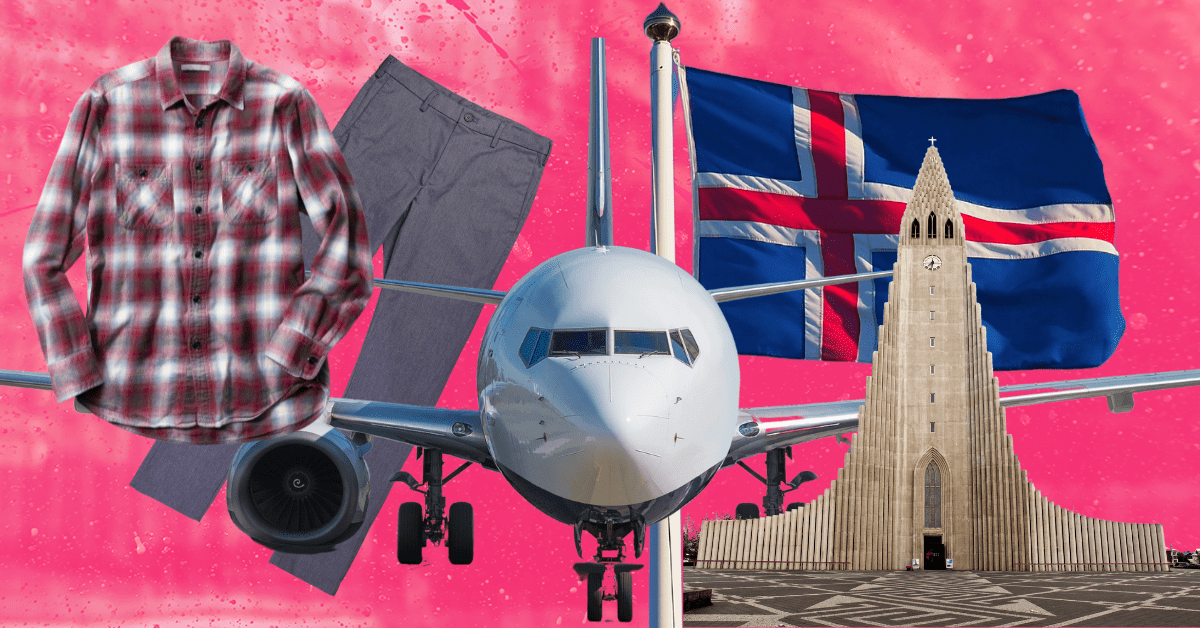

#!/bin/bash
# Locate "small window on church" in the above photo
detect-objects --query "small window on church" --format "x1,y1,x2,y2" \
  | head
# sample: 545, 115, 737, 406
930, 337, 935, 347
930, 422, 936, 433
911, 219, 920, 239
930, 392, 935, 403
930, 311, 935, 320
930, 286, 935, 295
945, 219, 954, 239
930, 364, 935, 374
927, 213, 937, 238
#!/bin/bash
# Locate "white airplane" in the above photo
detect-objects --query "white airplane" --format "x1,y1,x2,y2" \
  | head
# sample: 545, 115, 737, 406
6, 41, 1200, 625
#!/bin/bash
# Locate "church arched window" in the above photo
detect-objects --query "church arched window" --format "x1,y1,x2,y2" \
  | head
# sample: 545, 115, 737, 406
924, 461, 942, 528
927, 213, 937, 238
910, 219, 920, 239
944, 219, 954, 239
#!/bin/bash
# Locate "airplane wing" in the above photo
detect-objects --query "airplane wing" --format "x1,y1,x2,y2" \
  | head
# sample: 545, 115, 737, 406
0, 369, 52, 390
708, 270, 892, 303
370, 277, 505, 305
724, 400, 862, 466
0, 368, 494, 466
305, 270, 507, 305
995, 368, 1200, 413
327, 399, 492, 467
724, 368, 1200, 465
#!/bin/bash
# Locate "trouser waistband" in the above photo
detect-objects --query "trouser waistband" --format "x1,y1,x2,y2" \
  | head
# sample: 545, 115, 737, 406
372, 55, 553, 157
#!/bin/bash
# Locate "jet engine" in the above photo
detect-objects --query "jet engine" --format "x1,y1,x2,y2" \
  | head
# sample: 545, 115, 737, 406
227, 422, 370, 553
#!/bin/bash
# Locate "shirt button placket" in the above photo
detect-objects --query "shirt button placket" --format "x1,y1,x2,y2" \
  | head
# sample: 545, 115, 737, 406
188, 105, 215, 424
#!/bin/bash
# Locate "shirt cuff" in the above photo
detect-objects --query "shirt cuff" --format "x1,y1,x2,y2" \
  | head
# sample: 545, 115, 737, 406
46, 348, 104, 403
265, 324, 330, 380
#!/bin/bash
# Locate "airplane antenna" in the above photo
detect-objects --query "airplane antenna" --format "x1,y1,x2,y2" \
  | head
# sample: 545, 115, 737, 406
586, 37, 615, 247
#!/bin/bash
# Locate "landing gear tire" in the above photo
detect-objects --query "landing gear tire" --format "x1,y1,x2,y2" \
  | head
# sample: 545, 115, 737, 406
447, 502, 474, 565
617, 570, 633, 622
397, 501, 424, 565
735, 503, 761, 520
586, 571, 603, 622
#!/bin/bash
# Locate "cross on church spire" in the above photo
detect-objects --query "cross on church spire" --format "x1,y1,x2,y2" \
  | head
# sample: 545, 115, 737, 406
929, 137, 937, 146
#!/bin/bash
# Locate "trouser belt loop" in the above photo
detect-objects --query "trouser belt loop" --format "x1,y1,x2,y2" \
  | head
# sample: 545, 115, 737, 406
420, 90, 436, 112
491, 121, 507, 148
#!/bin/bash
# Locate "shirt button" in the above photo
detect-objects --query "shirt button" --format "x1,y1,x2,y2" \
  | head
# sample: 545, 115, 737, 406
307, 357, 318, 365
195, 118, 204, 129
195, 162, 204, 172
194, 205, 202, 214
464, 112, 475, 122
193, 250, 203, 259
191, 340, 201, 350
192, 294, 201, 304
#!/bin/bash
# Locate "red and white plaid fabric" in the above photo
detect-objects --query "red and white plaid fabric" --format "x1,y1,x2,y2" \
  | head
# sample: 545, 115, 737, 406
22, 37, 373, 444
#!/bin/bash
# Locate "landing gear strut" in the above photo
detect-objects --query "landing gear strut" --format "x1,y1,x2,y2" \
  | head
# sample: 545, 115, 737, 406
391, 448, 474, 565
571, 511, 645, 622
736, 447, 818, 516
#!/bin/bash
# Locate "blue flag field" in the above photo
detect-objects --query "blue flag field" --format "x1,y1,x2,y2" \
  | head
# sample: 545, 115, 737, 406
682, 67, 1124, 370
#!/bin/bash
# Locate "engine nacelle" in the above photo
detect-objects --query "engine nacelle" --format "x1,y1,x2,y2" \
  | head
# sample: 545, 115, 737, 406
227, 422, 370, 553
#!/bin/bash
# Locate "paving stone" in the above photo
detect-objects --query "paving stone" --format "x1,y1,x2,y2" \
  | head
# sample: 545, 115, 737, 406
684, 568, 1200, 627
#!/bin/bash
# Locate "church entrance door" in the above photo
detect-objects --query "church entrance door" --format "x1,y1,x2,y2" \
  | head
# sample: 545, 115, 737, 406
923, 535, 946, 570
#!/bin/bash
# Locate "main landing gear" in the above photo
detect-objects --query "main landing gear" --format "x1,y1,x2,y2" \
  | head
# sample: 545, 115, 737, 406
735, 447, 818, 517
391, 447, 474, 565
571, 511, 645, 622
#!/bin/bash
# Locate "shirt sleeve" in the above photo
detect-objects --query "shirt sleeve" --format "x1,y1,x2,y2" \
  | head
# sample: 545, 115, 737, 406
22, 89, 106, 402
265, 87, 373, 380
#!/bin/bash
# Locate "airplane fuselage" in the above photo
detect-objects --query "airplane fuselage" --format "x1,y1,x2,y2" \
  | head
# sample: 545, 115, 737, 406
475, 246, 740, 529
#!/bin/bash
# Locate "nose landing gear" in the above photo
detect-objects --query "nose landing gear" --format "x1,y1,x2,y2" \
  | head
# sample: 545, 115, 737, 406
571, 511, 645, 622
391, 448, 474, 565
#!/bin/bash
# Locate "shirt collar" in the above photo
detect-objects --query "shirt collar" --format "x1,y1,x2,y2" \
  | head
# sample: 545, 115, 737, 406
155, 37, 247, 112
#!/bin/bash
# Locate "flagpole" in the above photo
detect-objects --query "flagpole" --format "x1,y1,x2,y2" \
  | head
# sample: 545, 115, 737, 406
647, 3, 678, 263
645, 5, 682, 628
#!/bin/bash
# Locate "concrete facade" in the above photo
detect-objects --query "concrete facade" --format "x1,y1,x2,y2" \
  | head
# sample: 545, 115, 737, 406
697, 145, 1166, 572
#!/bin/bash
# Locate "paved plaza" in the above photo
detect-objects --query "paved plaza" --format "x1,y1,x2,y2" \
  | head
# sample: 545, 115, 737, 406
682, 567, 1200, 627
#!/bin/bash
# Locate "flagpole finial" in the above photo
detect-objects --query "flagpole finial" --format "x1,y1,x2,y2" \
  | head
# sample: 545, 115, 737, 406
644, 3, 680, 42
929, 137, 937, 146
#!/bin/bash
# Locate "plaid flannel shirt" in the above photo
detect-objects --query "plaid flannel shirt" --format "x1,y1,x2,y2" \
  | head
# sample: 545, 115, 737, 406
22, 37, 373, 444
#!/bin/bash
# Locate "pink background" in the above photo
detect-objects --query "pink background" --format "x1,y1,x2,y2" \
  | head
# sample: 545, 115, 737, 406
3, 0, 1200, 625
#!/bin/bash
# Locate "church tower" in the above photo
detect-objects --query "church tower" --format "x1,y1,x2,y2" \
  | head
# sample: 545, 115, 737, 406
830, 142, 992, 570
869, 142, 979, 569
696, 144, 1167, 573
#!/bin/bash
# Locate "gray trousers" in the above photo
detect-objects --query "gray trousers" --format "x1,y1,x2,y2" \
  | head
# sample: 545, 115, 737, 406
129, 56, 551, 594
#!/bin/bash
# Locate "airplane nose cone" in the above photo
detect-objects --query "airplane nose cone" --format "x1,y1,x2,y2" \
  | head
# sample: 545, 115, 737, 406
563, 362, 673, 506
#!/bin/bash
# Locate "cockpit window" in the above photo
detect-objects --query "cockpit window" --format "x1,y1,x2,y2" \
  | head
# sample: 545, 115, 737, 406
550, 329, 607, 356
678, 328, 700, 363
614, 331, 670, 356
669, 330, 690, 365
519, 328, 551, 367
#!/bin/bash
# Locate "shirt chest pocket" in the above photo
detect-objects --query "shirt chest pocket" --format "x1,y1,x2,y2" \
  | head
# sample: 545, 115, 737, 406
115, 163, 174, 230
221, 158, 278, 224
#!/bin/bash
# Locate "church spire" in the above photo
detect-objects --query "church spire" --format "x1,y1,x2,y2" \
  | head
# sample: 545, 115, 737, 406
901, 144, 965, 245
